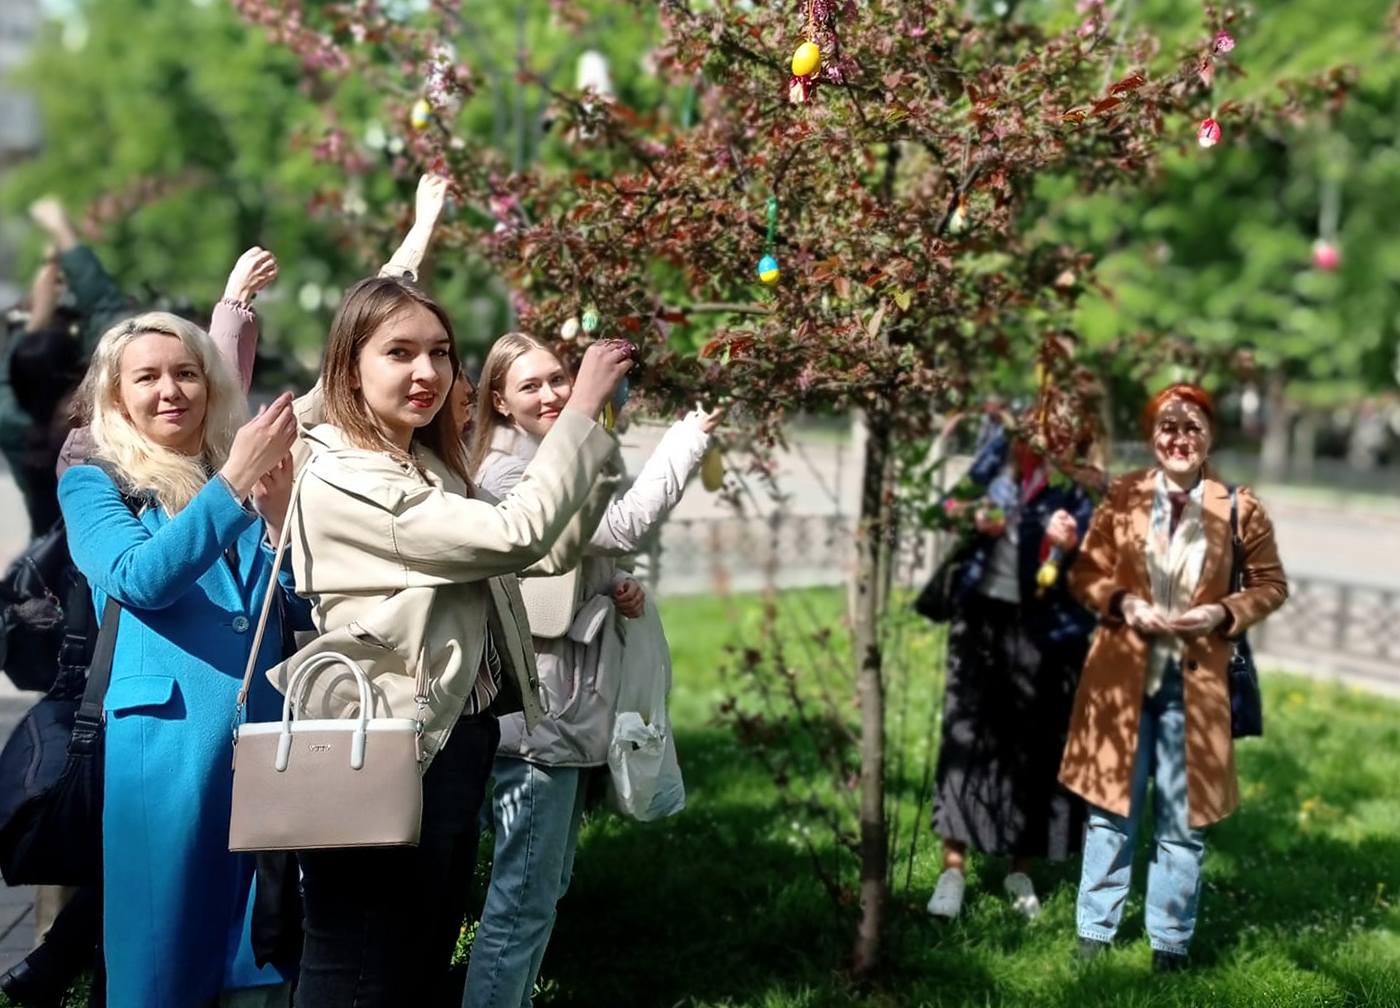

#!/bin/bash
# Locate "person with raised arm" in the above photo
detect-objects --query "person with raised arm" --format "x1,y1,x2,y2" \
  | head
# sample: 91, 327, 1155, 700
281, 275, 632, 1005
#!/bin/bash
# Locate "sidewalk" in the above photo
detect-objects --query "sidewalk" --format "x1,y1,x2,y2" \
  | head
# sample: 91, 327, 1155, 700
0, 677, 41, 973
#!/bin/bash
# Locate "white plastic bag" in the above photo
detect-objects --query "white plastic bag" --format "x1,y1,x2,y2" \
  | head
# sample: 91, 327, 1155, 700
604, 599, 685, 821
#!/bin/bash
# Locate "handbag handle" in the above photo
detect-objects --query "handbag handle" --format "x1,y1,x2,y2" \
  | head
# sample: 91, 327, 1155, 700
274, 651, 375, 772
234, 452, 431, 726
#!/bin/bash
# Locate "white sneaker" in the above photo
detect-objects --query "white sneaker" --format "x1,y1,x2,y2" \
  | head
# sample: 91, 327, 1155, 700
926, 868, 965, 919
1003, 871, 1041, 920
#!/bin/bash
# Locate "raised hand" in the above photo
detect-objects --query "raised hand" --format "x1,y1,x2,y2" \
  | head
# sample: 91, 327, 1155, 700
695, 402, 726, 435
564, 339, 634, 420
220, 393, 297, 500
223, 247, 279, 304
415, 174, 450, 226
29, 197, 79, 252
1044, 508, 1080, 550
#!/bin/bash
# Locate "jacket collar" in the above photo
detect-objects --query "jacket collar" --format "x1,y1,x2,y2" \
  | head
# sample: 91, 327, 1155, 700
488, 422, 540, 462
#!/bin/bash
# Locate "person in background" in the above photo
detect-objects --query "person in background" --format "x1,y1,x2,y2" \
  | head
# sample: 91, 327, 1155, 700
926, 412, 1100, 921
463, 333, 720, 1008
1062, 383, 1287, 971
58, 306, 306, 1006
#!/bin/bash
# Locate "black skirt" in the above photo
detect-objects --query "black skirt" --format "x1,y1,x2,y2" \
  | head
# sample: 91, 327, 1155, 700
931, 592, 1087, 860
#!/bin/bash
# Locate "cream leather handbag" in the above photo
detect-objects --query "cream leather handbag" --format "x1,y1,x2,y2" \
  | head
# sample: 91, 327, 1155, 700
227, 466, 426, 852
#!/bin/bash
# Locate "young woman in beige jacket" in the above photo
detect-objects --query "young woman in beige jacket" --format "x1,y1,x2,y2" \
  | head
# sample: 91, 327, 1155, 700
279, 275, 632, 1006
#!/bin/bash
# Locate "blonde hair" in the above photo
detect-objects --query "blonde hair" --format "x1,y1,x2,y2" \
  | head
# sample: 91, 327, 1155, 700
78, 312, 246, 514
466, 331, 558, 478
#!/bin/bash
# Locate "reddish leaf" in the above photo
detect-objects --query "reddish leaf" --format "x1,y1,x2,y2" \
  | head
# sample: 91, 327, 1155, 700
1060, 107, 1089, 124
1109, 72, 1146, 95
1092, 96, 1123, 115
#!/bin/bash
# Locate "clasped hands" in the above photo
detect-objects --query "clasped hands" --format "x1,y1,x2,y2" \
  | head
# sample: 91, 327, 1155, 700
1120, 595, 1226, 638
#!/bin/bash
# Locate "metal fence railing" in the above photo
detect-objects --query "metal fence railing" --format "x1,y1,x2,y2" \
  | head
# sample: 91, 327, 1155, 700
643, 514, 1400, 689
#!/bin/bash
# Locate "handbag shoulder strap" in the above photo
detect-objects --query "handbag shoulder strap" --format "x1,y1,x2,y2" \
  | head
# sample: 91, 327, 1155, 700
235, 452, 432, 721
1227, 486, 1244, 594
68, 596, 121, 756
69, 460, 143, 752
237, 460, 314, 712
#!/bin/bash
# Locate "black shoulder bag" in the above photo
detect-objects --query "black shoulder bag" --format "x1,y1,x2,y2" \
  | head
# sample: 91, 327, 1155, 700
0, 462, 137, 885
1226, 488, 1263, 739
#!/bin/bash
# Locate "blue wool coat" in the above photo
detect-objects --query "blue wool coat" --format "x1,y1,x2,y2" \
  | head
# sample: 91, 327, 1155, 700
58, 464, 309, 1007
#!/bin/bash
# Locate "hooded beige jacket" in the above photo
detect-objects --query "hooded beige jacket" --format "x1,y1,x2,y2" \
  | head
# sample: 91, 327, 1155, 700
273, 409, 618, 762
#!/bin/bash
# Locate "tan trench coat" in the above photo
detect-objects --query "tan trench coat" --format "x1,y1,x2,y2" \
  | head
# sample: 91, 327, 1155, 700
1059, 470, 1288, 828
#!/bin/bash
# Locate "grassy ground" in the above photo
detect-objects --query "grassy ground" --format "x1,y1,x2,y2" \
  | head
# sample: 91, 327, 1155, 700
10, 590, 1398, 1007
534, 589, 1400, 1008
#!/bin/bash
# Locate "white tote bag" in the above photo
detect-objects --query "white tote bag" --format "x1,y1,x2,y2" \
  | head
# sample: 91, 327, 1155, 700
604, 600, 685, 822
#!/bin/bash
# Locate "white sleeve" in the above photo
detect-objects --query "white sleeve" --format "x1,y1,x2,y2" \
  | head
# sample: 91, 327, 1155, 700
588, 413, 710, 556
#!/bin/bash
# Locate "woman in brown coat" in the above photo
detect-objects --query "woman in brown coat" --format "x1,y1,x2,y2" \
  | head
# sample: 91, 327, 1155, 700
1061, 383, 1287, 971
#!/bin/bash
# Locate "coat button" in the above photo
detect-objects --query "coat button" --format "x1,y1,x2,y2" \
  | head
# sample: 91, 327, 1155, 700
232, 615, 251, 634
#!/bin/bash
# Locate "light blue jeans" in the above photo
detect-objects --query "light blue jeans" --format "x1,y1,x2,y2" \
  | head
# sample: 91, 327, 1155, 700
463, 756, 590, 1008
1076, 663, 1206, 956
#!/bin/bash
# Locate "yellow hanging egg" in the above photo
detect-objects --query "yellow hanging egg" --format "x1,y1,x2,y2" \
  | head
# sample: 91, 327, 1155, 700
791, 41, 821, 78
700, 446, 724, 492
410, 98, 432, 130
1036, 558, 1060, 590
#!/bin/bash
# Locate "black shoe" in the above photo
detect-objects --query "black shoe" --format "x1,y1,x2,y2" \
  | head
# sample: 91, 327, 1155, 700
0, 958, 67, 1008
1075, 937, 1110, 963
1152, 949, 1189, 973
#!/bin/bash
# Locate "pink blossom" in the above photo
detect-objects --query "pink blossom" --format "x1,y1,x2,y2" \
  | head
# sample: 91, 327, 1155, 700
1197, 117, 1222, 148
1212, 30, 1235, 54
1077, 17, 1098, 37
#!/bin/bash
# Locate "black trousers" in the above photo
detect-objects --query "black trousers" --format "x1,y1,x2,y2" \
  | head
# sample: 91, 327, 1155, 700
295, 713, 500, 1007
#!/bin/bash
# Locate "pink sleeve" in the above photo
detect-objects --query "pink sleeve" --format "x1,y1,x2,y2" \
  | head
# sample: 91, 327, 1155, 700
209, 298, 258, 395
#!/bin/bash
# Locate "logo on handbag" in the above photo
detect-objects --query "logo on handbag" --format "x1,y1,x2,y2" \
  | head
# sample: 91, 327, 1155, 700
309, 743, 331, 753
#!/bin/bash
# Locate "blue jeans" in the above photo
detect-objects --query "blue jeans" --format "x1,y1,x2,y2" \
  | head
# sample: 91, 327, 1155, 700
463, 757, 590, 1008
1076, 663, 1206, 956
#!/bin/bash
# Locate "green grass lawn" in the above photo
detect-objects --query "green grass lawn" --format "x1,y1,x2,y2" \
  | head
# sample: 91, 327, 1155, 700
535, 589, 1400, 1008
8, 590, 1397, 1007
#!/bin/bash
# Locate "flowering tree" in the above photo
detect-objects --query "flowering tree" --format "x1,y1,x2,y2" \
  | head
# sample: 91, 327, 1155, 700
241, 0, 1334, 971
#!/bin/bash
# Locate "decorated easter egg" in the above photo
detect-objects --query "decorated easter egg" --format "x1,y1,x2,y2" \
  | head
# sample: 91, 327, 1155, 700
410, 98, 432, 130
700, 446, 724, 492
791, 41, 821, 78
581, 306, 601, 333
559, 316, 580, 341
612, 376, 631, 411
757, 254, 779, 285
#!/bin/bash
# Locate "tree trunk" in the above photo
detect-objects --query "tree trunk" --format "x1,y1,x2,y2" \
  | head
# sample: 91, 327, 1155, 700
851, 411, 893, 976
1258, 370, 1291, 484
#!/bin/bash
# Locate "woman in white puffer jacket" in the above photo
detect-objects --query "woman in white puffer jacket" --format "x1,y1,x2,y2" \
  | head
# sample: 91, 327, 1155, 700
463, 331, 721, 1008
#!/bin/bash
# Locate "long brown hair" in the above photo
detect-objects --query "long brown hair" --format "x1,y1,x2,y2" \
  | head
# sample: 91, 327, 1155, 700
466, 331, 558, 478
321, 275, 471, 486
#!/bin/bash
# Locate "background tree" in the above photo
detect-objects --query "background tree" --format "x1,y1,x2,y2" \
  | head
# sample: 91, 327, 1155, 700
240, 0, 1339, 971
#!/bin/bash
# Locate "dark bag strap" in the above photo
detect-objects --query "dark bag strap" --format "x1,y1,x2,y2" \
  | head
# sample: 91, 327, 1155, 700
66, 458, 144, 753
1227, 487, 1244, 595
68, 597, 120, 756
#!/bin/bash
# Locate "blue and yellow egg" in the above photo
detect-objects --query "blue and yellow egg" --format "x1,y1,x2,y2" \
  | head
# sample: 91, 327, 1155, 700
757, 254, 779, 285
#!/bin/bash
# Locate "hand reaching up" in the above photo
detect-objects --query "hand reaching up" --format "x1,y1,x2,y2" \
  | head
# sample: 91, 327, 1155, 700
565, 339, 634, 420
415, 174, 450, 227
224, 247, 279, 304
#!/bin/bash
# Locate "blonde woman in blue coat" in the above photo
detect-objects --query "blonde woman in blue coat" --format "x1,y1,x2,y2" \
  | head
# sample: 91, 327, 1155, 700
58, 310, 305, 1006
